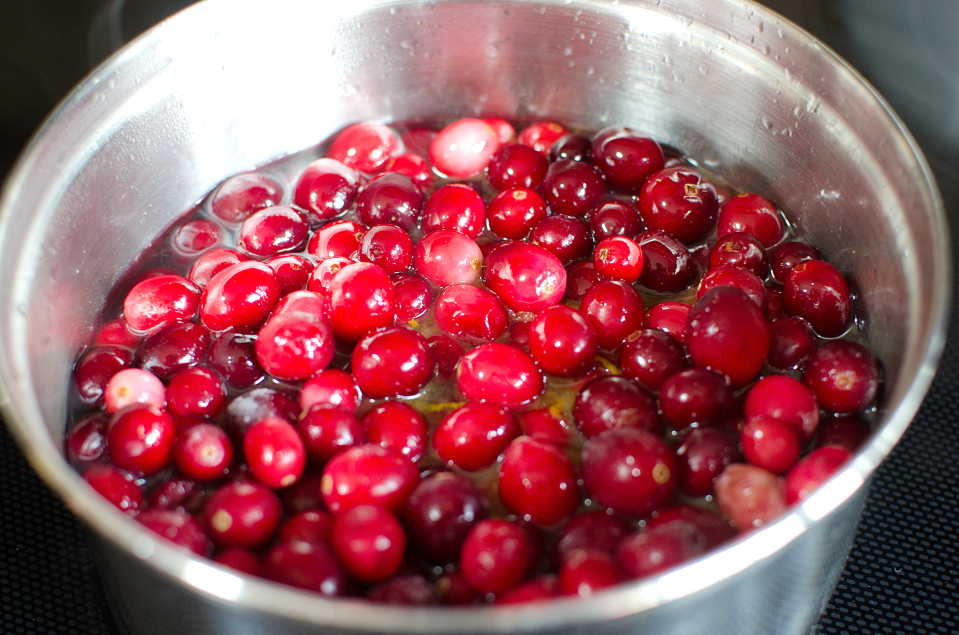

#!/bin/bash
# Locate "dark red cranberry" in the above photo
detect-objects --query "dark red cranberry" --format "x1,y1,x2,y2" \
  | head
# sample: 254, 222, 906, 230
134, 321, 210, 380
199, 261, 281, 332
550, 133, 591, 162
298, 404, 364, 464
744, 374, 820, 442
487, 143, 549, 191
362, 401, 427, 464
588, 200, 644, 241
203, 481, 282, 548
517, 407, 575, 448
421, 184, 486, 238
237, 205, 309, 257
367, 575, 439, 605
674, 428, 740, 497
741, 416, 801, 474
124, 274, 202, 333
356, 172, 423, 232
553, 511, 630, 564
487, 188, 548, 239
430, 118, 499, 178
770, 241, 821, 283
243, 416, 306, 489
66, 414, 108, 465
638, 167, 718, 244
174, 219, 221, 254
456, 343, 544, 406
433, 401, 521, 471
698, 264, 767, 311
427, 334, 466, 379
327, 262, 395, 342
108, 405, 176, 476
765, 284, 785, 318
391, 272, 433, 322
817, 414, 870, 452
658, 368, 734, 429
767, 316, 816, 370
357, 224, 414, 273
528, 215, 593, 264
645, 506, 736, 549
783, 446, 852, 505
413, 230, 484, 287
498, 437, 579, 527
435, 284, 509, 341
557, 548, 620, 597
293, 158, 360, 223
528, 305, 598, 377
331, 504, 406, 583
717, 193, 785, 248
541, 159, 606, 217
636, 229, 699, 293
82, 465, 143, 514
214, 547, 261, 576
784, 260, 853, 338
351, 326, 434, 398
224, 387, 299, 444
149, 478, 205, 513
685, 286, 769, 387
173, 422, 233, 482
137, 509, 212, 556
591, 130, 665, 193
74, 346, 133, 406
307, 219, 366, 261
573, 375, 660, 437
562, 262, 602, 303
580, 427, 676, 517
279, 471, 326, 515
327, 122, 398, 173
188, 248, 249, 288
579, 279, 645, 351
518, 121, 568, 156
804, 340, 880, 413
320, 444, 420, 514
279, 509, 334, 544
207, 331, 264, 389
460, 519, 536, 596
403, 472, 491, 564
300, 368, 361, 412
708, 232, 769, 278
509, 321, 531, 349
435, 570, 478, 605
262, 540, 347, 596
645, 301, 691, 342
593, 235, 644, 282
714, 463, 786, 530
382, 152, 432, 188
166, 366, 227, 418
211, 172, 282, 224
617, 520, 707, 580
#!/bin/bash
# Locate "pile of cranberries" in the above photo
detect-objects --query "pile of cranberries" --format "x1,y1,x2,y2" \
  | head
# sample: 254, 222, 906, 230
67, 117, 881, 604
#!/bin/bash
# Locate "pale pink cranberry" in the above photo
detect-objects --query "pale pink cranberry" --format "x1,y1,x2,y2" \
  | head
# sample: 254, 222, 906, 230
487, 188, 548, 239
211, 172, 282, 224
243, 417, 306, 489
297, 404, 364, 464
108, 405, 176, 476
279, 509, 334, 544
391, 272, 433, 322
293, 157, 360, 222
497, 576, 559, 605
66, 414, 108, 465
207, 331, 264, 390
173, 422, 233, 482
355, 173, 423, 232
214, 547, 261, 576
413, 230, 483, 287
83, 464, 143, 514
403, 472, 490, 565
717, 193, 785, 248
709, 232, 770, 278
518, 407, 575, 448
123, 274, 201, 332
528, 305, 598, 377
188, 248, 249, 287
262, 540, 347, 596
498, 437, 580, 527
767, 316, 817, 370
427, 334, 466, 378
541, 160, 606, 217
331, 504, 406, 583
357, 224, 413, 273
674, 428, 741, 497
646, 301, 690, 342
483, 242, 566, 312
326, 262, 395, 342
433, 401, 520, 471
104, 368, 166, 413
430, 118, 499, 178
591, 129, 665, 193
741, 416, 802, 474
237, 205, 309, 257
617, 520, 707, 580
351, 326, 434, 398
638, 166, 718, 244
744, 374, 820, 442
300, 368, 361, 412
421, 183, 486, 238
714, 463, 786, 531
588, 200, 645, 241
460, 519, 537, 596
804, 340, 880, 413
784, 446, 853, 505
579, 279, 645, 351
619, 327, 689, 392
784, 260, 853, 338
557, 548, 620, 597
321, 444, 420, 514
434, 284, 508, 341
307, 219, 367, 261
362, 401, 427, 463
255, 312, 334, 381
174, 218, 221, 254
518, 121, 568, 156
94, 318, 142, 349
327, 122, 399, 173
199, 261, 281, 332
456, 343, 544, 407
530, 215, 594, 264
573, 375, 660, 437
658, 368, 734, 429
486, 144, 549, 191
698, 264, 767, 311
166, 366, 227, 418
381, 152, 432, 187
553, 511, 630, 565
593, 235, 644, 282
307, 256, 352, 295
74, 346, 133, 407
138, 509, 212, 557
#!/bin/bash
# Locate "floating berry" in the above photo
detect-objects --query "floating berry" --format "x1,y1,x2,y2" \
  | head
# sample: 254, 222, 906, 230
293, 158, 360, 222
429, 118, 499, 178
456, 343, 544, 407
327, 122, 398, 173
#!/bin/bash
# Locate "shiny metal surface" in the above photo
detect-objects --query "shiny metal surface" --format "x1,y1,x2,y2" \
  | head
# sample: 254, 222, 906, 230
0, 1, 949, 634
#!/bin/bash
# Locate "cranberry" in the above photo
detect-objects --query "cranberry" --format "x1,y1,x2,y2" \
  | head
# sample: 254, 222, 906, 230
327, 122, 398, 173
362, 401, 426, 463
456, 343, 544, 406
211, 172, 282, 224
237, 205, 308, 257
298, 404, 364, 464
367, 575, 439, 605
639, 166, 718, 243
817, 414, 870, 452
421, 184, 486, 238
580, 427, 676, 517
784, 260, 853, 338
403, 472, 490, 564
767, 316, 817, 369
685, 286, 769, 387
741, 416, 801, 474
434, 284, 509, 341
716, 193, 785, 248
557, 548, 620, 597
307, 219, 366, 261
243, 416, 306, 489
255, 312, 334, 381
784, 446, 853, 505
321, 444, 420, 514
331, 504, 406, 583
149, 478, 205, 513
108, 405, 176, 476
433, 401, 520, 471
541, 159, 606, 217
804, 339, 880, 413
646, 506, 736, 549
708, 232, 769, 278
224, 387, 299, 442
74, 346, 133, 406
134, 321, 210, 380
528, 305, 598, 376
351, 326, 434, 398
279, 471, 326, 514
174, 218, 221, 254
326, 262, 395, 342
94, 318, 141, 349
675, 428, 740, 497
391, 272, 433, 322
206, 331, 263, 389
427, 334, 466, 378
528, 215, 593, 264
173, 422, 233, 482
430, 118, 499, 178
307, 256, 353, 295
588, 200, 644, 241
104, 368, 166, 413
593, 235, 644, 282
714, 463, 786, 531
487, 144, 549, 191
744, 374, 820, 442
519, 121, 568, 155
214, 547, 261, 576
617, 520, 708, 579
645, 301, 691, 342
199, 261, 281, 332
166, 366, 227, 418
658, 368, 734, 429
300, 368, 361, 412
137, 509, 211, 556
698, 264, 767, 311
124, 274, 201, 333
413, 230, 484, 287
262, 540, 347, 596
553, 511, 630, 564
356, 172, 423, 232
293, 158, 360, 222
66, 414, 108, 465
550, 133, 591, 162
573, 376, 660, 437
382, 152, 432, 188
498, 437, 580, 526
460, 519, 536, 596
517, 407, 575, 448
263, 256, 312, 295
770, 241, 821, 283
579, 279, 645, 351
487, 188, 548, 239
636, 229, 699, 293
496, 576, 558, 604
189, 248, 249, 288
591, 130, 665, 193
279, 509, 334, 544
357, 224, 414, 273
401, 127, 438, 157
82, 465, 143, 514
484, 117, 516, 145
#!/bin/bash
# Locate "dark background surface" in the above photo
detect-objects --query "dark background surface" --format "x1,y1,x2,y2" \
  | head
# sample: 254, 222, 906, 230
1, 1, 957, 633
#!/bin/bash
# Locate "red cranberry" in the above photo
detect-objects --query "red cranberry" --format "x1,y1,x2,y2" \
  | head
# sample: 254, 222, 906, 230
427, 334, 466, 378
518, 121, 568, 155
382, 152, 432, 188
362, 401, 427, 463
593, 235, 644, 282
211, 172, 282, 224
617, 520, 707, 580
297, 404, 364, 464
279, 509, 334, 544
331, 504, 406, 583
744, 374, 820, 442
579, 279, 645, 351
638, 167, 718, 244
307, 256, 352, 295
430, 118, 499, 178
498, 437, 580, 526
243, 416, 306, 489
564, 260, 605, 302
279, 471, 326, 515
435, 284, 509, 341
391, 272, 433, 322
685, 286, 769, 387
403, 472, 491, 564
214, 547, 261, 576
529, 215, 593, 264
741, 416, 801, 474
167, 366, 227, 418
357, 224, 413, 273
717, 193, 785, 248
484, 117, 515, 145
108, 405, 176, 475
367, 575, 439, 605
104, 368, 166, 413
558, 548, 620, 597
487, 143, 549, 190
356, 172, 423, 232
541, 159, 606, 217
206, 331, 263, 389
149, 478, 205, 513
74, 346, 133, 406
645, 506, 736, 549
199, 261, 281, 332
124, 274, 201, 333
224, 387, 299, 442
321, 444, 420, 514
433, 401, 521, 471
351, 326, 434, 398
658, 368, 734, 429
784, 260, 853, 338
456, 343, 544, 406
293, 158, 360, 222
327, 262, 395, 342
636, 229, 699, 293
307, 219, 366, 261
300, 368, 361, 412
421, 184, 486, 238
189, 248, 249, 287
134, 321, 211, 380
804, 339, 880, 413
817, 414, 870, 452
645, 301, 691, 342
173, 422, 233, 482
714, 463, 786, 530
588, 200, 644, 242
413, 230, 484, 287
591, 130, 665, 193
708, 232, 769, 278
767, 316, 817, 369
517, 407, 575, 448
553, 511, 630, 564
174, 218, 221, 254
460, 519, 536, 596
137, 509, 211, 556
550, 132, 592, 162
573, 376, 660, 437
674, 428, 740, 497
770, 241, 821, 283
698, 264, 767, 311
784, 446, 853, 505
83, 465, 143, 514
237, 205, 308, 257
580, 427, 676, 517
204, 481, 282, 547
94, 318, 141, 349
66, 414, 108, 465
528, 305, 598, 377
262, 540, 347, 596
327, 122, 398, 173
255, 312, 334, 381
487, 188, 548, 239
496, 576, 558, 604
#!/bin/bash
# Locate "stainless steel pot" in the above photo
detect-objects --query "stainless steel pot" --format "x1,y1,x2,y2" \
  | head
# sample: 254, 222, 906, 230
0, 1, 949, 634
